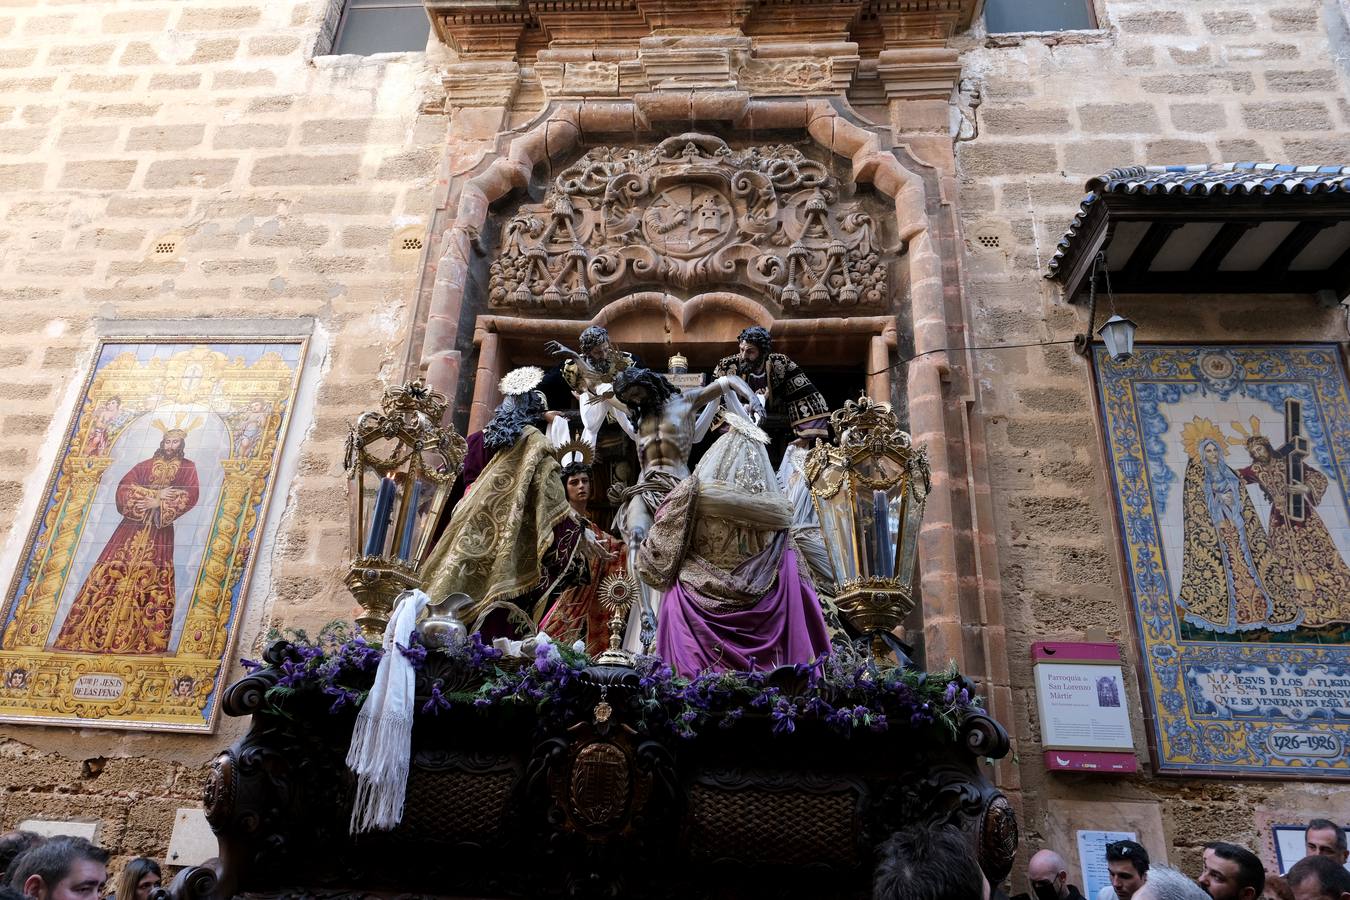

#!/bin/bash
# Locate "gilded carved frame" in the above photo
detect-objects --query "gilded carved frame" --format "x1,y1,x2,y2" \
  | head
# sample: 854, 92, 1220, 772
0, 337, 308, 732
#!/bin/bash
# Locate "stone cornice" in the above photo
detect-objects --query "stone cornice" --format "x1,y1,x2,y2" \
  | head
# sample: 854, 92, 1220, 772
423, 0, 978, 58
874, 47, 961, 100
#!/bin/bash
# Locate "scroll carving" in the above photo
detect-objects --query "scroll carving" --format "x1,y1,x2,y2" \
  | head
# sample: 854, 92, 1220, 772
487, 133, 891, 312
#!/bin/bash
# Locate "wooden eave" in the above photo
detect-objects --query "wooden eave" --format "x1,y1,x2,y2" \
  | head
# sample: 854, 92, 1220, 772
1053, 193, 1350, 303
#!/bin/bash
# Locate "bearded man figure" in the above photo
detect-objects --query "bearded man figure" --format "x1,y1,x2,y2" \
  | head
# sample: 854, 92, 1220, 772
713, 326, 830, 459
546, 325, 636, 447
54, 426, 200, 654
1235, 425, 1350, 628
421, 368, 596, 642
610, 366, 763, 650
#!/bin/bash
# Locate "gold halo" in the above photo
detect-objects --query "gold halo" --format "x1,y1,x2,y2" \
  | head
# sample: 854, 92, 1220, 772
1181, 416, 1238, 460
151, 412, 205, 435
554, 437, 594, 467
1229, 415, 1264, 442
499, 366, 545, 396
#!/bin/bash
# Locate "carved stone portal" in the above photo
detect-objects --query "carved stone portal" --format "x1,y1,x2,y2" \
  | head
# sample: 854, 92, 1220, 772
488, 133, 893, 313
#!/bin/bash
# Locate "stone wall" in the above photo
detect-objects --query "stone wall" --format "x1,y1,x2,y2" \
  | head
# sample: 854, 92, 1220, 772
3, 0, 1349, 886
953, 0, 1350, 878
0, 0, 447, 871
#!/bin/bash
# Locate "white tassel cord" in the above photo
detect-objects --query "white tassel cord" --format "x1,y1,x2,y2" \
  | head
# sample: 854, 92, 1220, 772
345, 588, 429, 834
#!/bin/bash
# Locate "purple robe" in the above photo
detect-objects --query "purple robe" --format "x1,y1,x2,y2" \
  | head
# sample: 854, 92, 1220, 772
654, 546, 831, 675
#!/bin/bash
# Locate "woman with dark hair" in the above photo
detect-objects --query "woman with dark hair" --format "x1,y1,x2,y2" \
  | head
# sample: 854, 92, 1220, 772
112, 857, 160, 900
423, 368, 597, 642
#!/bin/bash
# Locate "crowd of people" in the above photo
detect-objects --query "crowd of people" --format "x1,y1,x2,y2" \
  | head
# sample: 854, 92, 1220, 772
0, 831, 160, 900
875, 819, 1350, 900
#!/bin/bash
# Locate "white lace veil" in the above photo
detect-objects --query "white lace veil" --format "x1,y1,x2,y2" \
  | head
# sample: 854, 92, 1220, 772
694, 413, 792, 529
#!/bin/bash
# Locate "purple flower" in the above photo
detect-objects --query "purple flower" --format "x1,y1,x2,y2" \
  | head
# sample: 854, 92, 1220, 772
396, 640, 427, 669
718, 707, 744, 729
276, 659, 308, 688
467, 633, 503, 666
422, 681, 452, 715
750, 686, 780, 710
322, 684, 361, 714
771, 697, 798, 735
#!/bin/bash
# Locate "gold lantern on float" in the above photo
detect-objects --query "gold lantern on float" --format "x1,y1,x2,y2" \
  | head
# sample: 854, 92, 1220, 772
804, 396, 930, 664
344, 380, 467, 640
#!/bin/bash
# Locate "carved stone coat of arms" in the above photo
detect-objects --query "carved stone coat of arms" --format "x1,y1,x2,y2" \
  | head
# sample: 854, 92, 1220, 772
488, 133, 891, 312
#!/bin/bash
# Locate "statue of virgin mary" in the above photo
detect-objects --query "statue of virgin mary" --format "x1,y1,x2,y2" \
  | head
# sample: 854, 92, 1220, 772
1175, 418, 1301, 634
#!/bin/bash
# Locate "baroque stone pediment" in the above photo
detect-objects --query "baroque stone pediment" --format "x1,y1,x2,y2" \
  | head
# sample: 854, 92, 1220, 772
487, 133, 892, 312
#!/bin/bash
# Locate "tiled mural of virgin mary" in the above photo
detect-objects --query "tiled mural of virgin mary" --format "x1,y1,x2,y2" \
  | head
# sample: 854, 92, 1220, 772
1097, 344, 1350, 775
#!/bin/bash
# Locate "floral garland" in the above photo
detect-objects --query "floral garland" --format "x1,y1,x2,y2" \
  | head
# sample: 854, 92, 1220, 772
246, 623, 980, 742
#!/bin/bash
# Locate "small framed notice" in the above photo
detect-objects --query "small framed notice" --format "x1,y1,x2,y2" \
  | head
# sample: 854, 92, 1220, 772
1033, 642, 1138, 773
1078, 830, 1137, 900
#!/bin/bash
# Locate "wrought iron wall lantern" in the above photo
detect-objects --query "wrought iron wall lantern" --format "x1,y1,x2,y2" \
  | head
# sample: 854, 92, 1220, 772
1075, 252, 1138, 363
805, 396, 930, 665
344, 380, 467, 640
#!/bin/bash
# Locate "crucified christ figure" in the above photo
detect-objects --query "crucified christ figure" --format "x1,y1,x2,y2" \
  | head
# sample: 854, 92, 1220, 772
609, 366, 762, 650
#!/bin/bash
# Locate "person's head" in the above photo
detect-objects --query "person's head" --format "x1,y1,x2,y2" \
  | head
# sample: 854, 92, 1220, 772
105, 398, 121, 413
873, 825, 988, 900
483, 389, 548, 451
1246, 436, 1274, 464
736, 326, 772, 370
5, 669, 26, 689
1287, 854, 1350, 900
0, 833, 43, 884
114, 859, 161, 900
1265, 874, 1296, 900
172, 676, 194, 698
1134, 865, 1210, 900
1198, 843, 1264, 900
579, 326, 611, 362
612, 368, 678, 421
6, 836, 108, 900
1106, 840, 1150, 899
1027, 849, 1071, 900
1201, 439, 1221, 467
561, 461, 592, 508
157, 430, 186, 460
1306, 820, 1349, 866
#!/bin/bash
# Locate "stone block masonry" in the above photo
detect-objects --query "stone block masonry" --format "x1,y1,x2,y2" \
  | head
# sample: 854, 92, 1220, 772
0, 0, 1346, 884
0, 0, 447, 868
954, 0, 1350, 876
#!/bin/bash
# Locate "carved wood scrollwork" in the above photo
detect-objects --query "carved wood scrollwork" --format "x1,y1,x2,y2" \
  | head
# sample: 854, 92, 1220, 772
172, 644, 1015, 900
488, 133, 892, 312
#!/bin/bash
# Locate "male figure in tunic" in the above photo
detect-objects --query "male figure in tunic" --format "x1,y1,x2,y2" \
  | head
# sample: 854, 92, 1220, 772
54, 428, 200, 654
610, 366, 762, 648
713, 326, 830, 462
1235, 423, 1350, 628
546, 326, 636, 447
539, 452, 628, 656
